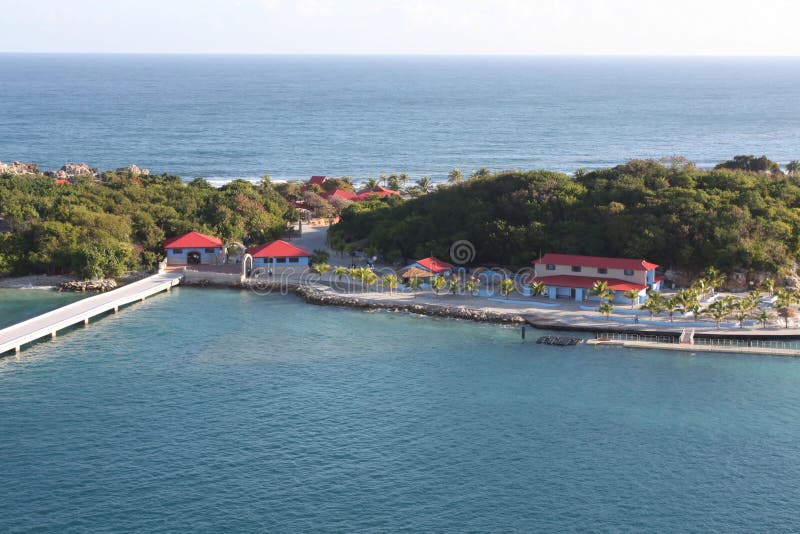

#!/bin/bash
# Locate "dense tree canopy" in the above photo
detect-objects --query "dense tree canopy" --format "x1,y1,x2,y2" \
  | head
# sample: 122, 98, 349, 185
0, 171, 291, 278
330, 158, 800, 275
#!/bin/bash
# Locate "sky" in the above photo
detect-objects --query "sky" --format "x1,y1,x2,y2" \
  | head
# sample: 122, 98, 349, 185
2, 0, 799, 56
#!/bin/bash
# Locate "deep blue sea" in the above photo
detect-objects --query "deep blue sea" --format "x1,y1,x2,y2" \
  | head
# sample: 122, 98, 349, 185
2, 54, 800, 183
2, 288, 800, 531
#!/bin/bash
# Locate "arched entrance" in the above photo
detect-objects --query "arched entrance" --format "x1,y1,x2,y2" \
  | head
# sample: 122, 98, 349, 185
187, 251, 201, 265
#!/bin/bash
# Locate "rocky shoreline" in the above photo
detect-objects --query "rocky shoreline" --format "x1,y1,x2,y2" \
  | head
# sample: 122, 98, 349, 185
180, 277, 526, 324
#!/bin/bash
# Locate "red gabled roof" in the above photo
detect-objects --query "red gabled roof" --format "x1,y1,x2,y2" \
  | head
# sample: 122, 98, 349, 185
354, 187, 401, 201
163, 231, 223, 249
308, 175, 328, 186
248, 239, 311, 258
324, 189, 358, 201
533, 253, 658, 271
416, 257, 454, 273
54, 179, 71, 185
532, 275, 646, 292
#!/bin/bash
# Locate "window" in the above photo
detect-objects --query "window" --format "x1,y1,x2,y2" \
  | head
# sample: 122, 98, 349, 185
204, 248, 216, 253
597, 267, 608, 274
571, 266, 582, 273
289, 257, 300, 263
546, 264, 556, 271
276, 258, 287, 264
172, 248, 183, 254
263, 258, 270, 264
624, 269, 634, 276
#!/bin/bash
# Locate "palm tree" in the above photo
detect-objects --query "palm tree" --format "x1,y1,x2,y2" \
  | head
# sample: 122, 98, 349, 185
760, 278, 776, 297
381, 273, 400, 294
448, 279, 460, 295
470, 168, 491, 180
685, 301, 702, 319
642, 298, 663, 320
663, 297, 680, 322
310, 262, 330, 276
332, 266, 349, 281
599, 302, 614, 320
702, 267, 725, 294
529, 281, 547, 297
589, 280, 613, 303
500, 278, 515, 299
363, 177, 378, 191
408, 276, 422, 298
379, 173, 388, 186
622, 289, 640, 309
464, 278, 479, 295
431, 275, 446, 296
787, 160, 800, 177
708, 301, 727, 329
447, 168, 463, 185
399, 173, 410, 188
362, 269, 379, 289
756, 309, 772, 328
416, 176, 433, 193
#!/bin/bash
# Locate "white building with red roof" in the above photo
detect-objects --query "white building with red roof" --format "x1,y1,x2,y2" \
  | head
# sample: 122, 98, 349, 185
401, 256, 454, 279
163, 231, 224, 266
532, 253, 662, 303
248, 240, 311, 270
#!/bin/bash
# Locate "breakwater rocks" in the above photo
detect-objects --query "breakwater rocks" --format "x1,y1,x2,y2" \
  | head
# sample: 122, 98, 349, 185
293, 285, 526, 324
60, 279, 118, 292
0, 161, 40, 175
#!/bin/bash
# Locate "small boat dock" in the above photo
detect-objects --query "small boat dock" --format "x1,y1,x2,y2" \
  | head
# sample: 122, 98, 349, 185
0, 271, 183, 355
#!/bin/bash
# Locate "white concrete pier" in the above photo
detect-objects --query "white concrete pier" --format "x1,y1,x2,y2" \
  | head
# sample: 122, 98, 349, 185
0, 271, 183, 355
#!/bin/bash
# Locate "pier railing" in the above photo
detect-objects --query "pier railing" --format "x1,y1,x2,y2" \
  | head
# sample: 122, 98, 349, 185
692, 338, 800, 351
596, 332, 800, 351
596, 332, 679, 344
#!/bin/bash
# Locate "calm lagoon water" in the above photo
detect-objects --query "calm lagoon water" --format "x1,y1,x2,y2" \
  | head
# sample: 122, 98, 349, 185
1, 54, 800, 182
0, 288, 86, 329
2, 287, 800, 531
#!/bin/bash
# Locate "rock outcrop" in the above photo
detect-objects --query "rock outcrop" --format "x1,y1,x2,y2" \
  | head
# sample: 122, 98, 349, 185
115, 164, 150, 176
0, 161, 40, 175
60, 279, 118, 292
45, 163, 100, 180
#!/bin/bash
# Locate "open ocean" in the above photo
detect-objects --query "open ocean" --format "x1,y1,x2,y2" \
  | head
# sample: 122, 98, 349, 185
1, 54, 800, 183
2, 288, 800, 532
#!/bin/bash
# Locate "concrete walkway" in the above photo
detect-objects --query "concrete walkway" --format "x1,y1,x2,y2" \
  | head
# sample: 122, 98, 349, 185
0, 271, 183, 355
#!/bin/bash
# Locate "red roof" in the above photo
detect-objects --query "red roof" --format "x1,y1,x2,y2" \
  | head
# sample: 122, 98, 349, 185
354, 186, 401, 201
308, 176, 328, 186
533, 253, 658, 271
416, 257, 454, 273
532, 275, 646, 292
163, 231, 223, 249
248, 240, 311, 258
324, 189, 358, 201
54, 179, 71, 185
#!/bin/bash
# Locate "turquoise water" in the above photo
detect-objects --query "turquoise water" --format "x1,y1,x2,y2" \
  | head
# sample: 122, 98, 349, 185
0, 289, 86, 329
2, 55, 799, 182
2, 287, 800, 531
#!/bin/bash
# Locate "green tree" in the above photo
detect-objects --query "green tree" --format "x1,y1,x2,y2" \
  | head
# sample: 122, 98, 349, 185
529, 281, 547, 297
381, 273, 400, 294
756, 308, 772, 328
598, 302, 614, 320
431, 275, 446, 295
310, 262, 330, 276
310, 248, 330, 265
500, 278, 515, 299
464, 278, 479, 295
416, 176, 433, 193
408, 275, 422, 298
623, 289, 640, 308
447, 168, 463, 185
787, 160, 800, 177
589, 280, 613, 303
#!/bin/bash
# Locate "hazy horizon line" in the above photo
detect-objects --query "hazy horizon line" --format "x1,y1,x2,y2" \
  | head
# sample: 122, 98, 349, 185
2, 51, 800, 59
